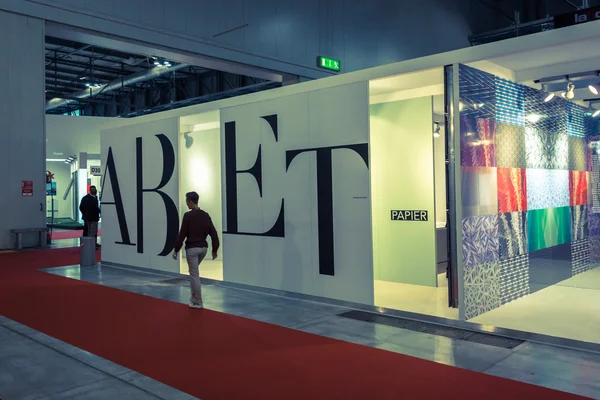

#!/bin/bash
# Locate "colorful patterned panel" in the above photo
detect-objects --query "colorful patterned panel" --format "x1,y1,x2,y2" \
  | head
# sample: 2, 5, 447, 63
498, 211, 528, 260
569, 170, 588, 206
569, 135, 588, 171
460, 116, 496, 167
497, 168, 527, 213
527, 207, 572, 252
462, 215, 499, 270
464, 262, 501, 320
571, 205, 589, 241
496, 122, 527, 168
572, 239, 591, 276
526, 169, 569, 210
499, 254, 529, 305
525, 127, 569, 170
461, 167, 498, 217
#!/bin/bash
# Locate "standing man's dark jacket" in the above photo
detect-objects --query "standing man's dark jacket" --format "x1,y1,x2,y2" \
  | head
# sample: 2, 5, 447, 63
79, 194, 100, 222
174, 209, 219, 253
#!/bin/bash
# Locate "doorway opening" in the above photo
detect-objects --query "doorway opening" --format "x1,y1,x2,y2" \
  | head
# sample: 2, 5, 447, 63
369, 68, 458, 319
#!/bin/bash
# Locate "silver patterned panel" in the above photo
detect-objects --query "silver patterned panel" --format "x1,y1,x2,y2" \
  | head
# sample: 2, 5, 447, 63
572, 238, 591, 276
464, 262, 501, 320
499, 254, 529, 305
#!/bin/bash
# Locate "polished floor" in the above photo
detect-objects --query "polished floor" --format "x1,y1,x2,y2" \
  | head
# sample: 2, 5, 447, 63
375, 273, 459, 320
472, 267, 600, 345
2, 242, 600, 398
34, 260, 600, 398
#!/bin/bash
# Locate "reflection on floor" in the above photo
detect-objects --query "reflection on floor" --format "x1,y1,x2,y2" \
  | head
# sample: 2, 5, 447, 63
375, 273, 459, 320
471, 267, 600, 344
200, 260, 223, 281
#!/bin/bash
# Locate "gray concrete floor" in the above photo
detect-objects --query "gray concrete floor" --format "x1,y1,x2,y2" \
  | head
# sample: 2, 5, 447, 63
2, 239, 600, 399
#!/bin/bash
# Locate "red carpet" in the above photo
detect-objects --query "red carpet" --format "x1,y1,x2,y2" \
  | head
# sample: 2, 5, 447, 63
0, 248, 588, 400
51, 229, 102, 240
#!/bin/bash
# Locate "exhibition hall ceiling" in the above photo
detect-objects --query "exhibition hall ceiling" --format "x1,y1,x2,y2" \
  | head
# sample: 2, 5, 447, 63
44, 36, 279, 118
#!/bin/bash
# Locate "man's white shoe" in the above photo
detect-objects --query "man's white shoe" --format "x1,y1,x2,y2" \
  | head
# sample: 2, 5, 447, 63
189, 303, 204, 309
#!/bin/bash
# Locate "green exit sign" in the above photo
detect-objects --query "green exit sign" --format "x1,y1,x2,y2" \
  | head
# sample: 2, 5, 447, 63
317, 56, 340, 72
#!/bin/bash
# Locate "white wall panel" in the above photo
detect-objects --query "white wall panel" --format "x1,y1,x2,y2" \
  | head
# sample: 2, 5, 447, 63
0, 11, 45, 249
220, 82, 373, 304
101, 118, 180, 273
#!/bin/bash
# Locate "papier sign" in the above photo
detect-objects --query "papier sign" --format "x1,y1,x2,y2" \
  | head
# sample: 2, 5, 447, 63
391, 210, 428, 221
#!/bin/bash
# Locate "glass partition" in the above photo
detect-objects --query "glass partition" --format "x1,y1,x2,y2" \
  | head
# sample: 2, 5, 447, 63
458, 64, 600, 344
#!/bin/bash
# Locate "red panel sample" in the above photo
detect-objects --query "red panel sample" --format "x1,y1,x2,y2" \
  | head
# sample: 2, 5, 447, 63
497, 168, 527, 213
570, 170, 588, 206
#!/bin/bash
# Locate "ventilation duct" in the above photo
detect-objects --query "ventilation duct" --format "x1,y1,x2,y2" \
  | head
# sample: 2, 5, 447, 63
46, 63, 189, 112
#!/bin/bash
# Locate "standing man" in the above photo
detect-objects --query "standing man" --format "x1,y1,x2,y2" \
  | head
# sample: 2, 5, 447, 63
173, 191, 219, 309
79, 185, 101, 249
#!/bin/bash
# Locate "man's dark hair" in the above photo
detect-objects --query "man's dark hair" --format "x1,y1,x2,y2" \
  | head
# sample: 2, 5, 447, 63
90, 185, 97, 190
186, 191, 199, 205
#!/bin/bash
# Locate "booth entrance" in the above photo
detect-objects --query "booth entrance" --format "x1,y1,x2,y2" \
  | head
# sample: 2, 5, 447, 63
369, 68, 458, 319
179, 111, 223, 281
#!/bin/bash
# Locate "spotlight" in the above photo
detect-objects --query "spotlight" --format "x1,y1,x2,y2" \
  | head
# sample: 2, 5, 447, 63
154, 60, 160, 66
590, 85, 599, 95
544, 93, 555, 102
594, 110, 600, 118
565, 82, 575, 100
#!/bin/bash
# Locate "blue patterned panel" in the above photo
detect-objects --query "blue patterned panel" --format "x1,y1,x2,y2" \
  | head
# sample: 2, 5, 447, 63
499, 254, 529, 305
496, 77, 524, 126
526, 169, 569, 210
524, 85, 567, 137
571, 205, 589, 241
525, 127, 569, 170
459, 64, 496, 120
462, 215, 499, 270
590, 236, 600, 262
567, 102, 586, 138
498, 211, 528, 260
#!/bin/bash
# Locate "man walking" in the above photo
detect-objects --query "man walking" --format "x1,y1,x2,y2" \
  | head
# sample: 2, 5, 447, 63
173, 191, 219, 309
79, 185, 101, 249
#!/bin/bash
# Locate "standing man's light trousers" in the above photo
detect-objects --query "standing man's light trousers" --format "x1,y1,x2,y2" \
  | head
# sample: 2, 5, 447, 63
186, 247, 208, 305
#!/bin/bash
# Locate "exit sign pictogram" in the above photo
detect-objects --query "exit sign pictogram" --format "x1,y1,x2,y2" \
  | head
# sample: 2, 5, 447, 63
317, 56, 340, 72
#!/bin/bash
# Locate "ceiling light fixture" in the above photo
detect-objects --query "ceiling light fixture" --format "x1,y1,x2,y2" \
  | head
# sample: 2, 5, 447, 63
565, 81, 575, 100
544, 92, 555, 102
590, 84, 599, 95
594, 110, 600, 118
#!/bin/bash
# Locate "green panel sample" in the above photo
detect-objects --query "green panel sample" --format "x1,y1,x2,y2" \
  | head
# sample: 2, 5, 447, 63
527, 207, 572, 252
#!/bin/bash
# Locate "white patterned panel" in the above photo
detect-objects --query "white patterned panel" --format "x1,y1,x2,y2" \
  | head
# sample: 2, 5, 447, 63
526, 169, 569, 210
572, 238, 591, 276
464, 262, 501, 320
499, 254, 529, 305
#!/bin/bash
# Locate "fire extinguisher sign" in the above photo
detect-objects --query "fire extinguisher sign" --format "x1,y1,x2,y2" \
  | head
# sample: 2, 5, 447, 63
21, 180, 33, 197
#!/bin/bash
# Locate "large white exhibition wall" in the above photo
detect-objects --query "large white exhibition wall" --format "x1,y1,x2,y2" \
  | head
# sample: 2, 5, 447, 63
370, 97, 437, 287
220, 82, 373, 304
101, 118, 180, 273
